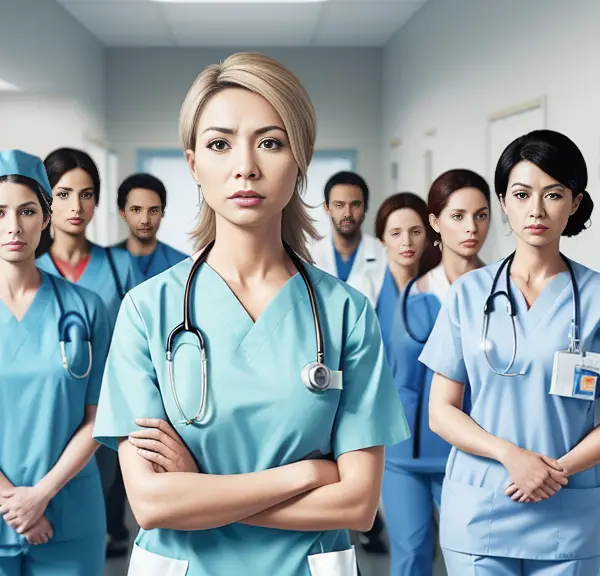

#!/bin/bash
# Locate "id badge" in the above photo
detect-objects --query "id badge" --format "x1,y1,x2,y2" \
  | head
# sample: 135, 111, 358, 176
550, 350, 600, 401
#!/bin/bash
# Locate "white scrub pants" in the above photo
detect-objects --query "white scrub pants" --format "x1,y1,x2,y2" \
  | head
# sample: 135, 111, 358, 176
443, 549, 600, 576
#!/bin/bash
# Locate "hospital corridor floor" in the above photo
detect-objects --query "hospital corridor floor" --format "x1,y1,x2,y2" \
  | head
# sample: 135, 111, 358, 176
104, 507, 448, 576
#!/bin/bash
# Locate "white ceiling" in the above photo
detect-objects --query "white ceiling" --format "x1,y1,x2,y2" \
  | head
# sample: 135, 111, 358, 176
55, 0, 428, 48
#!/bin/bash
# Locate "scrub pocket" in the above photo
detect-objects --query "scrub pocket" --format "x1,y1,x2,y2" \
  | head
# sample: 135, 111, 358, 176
128, 544, 188, 576
307, 546, 358, 576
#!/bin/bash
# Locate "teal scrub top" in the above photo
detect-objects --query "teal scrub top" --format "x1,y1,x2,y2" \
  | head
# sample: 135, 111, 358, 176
116, 240, 188, 281
94, 259, 409, 576
36, 243, 143, 330
419, 259, 600, 560
0, 271, 110, 553
334, 242, 358, 283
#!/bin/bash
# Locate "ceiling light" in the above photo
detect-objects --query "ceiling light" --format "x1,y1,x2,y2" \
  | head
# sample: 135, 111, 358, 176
0, 79, 19, 92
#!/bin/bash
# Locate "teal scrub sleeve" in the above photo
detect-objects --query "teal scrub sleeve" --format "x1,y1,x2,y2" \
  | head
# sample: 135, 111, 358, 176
85, 295, 112, 405
333, 298, 410, 459
127, 255, 144, 289
93, 293, 167, 450
418, 285, 467, 384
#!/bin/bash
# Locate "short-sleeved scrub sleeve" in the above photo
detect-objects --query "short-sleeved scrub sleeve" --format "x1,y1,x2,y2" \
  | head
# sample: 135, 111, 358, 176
333, 299, 411, 459
418, 285, 467, 384
93, 293, 167, 450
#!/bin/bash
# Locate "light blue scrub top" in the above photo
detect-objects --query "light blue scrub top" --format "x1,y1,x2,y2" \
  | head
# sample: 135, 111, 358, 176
117, 239, 188, 281
36, 242, 143, 330
93, 260, 409, 576
419, 259, 600, 560
0, 272, 110, 553
376, 266, 399, 359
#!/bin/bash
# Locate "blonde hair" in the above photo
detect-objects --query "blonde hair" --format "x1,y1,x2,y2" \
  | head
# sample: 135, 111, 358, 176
179, 52, 321, 262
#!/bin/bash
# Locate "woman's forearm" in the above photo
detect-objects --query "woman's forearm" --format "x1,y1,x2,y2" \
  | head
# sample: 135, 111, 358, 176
35, 410, 99, 502
125, 446, 327, 531
558, 425, 600, 477
430, 403, 512, 463
0, 472, 14, 504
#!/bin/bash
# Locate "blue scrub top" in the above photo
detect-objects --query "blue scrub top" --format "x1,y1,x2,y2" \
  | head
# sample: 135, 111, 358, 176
36, 242, 143, 330
93, 260, 409, 576
0, 272, 109, 551
420, 259, 600, 560
334, 242, 358, 282
376, 267, 399, 359
116, 239, 188, 281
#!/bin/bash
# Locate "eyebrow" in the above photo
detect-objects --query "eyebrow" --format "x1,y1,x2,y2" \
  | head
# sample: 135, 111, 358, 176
450, 207, 489, 213
511, 182, 566, 191
200, 125, 286, 136
130, 204, 161, 209
390, 225, 424, 231
56, 187, 95, 192
0, 201, 38, 209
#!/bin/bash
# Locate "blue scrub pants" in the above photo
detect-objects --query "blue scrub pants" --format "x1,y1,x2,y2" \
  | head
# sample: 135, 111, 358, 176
0, 535, 104, 576
442, 549, 600, 576
96, 445, 117, 496
382, 465, 444, 576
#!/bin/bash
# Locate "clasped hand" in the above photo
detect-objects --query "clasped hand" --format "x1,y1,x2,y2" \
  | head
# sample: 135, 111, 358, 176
501, 446, 568, 503
0, 486, 54, 545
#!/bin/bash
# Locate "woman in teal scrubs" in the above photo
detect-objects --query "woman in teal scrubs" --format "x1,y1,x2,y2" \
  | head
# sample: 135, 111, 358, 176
93, 52, 409, 576
422, 130, 600, 574
35, 148, 142, 504
0, 150, 109, 575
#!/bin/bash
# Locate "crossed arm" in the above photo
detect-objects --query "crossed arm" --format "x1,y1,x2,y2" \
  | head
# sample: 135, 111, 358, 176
119, 419, 384, 533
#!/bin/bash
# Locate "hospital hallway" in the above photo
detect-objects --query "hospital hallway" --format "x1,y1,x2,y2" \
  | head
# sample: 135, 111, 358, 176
104, 507, 448, 576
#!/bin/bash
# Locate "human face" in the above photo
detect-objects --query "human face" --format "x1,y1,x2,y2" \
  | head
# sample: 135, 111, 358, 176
0, 181, 48, 264
500, 160, 581, 249
185, 88, 299, 232
120, 188, 163, 243
50, 168, 96, 237
325, 184, 365, 239
430, 187, 490, 258
382, 208, 427, 269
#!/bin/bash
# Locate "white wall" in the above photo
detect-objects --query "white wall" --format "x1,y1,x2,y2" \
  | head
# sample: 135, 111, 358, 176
106, 47, 383, 236
382, 0, 600, 269
0, 0, 106, 138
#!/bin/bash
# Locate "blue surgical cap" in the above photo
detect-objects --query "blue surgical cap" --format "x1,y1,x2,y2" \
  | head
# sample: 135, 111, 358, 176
0, 149, 52, 198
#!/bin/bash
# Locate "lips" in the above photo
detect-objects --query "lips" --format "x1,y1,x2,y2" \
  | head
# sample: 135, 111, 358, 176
2, 241, 25, 247
462, 239, 479, 247
400, 250, 415, 257
68, 218, 83, 224
527, 225, 548, 230
230, 190, 264, 199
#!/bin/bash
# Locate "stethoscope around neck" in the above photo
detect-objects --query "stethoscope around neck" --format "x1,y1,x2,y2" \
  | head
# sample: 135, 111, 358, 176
482, 251, 581, 377
165, 240, 331, 426
47, 275, 93, 379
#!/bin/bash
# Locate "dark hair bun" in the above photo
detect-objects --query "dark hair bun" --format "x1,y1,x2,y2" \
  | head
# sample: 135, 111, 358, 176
563, 189, 594, 237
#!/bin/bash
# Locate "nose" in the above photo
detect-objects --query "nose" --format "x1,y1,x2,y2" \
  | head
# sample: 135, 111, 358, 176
70, 195, 83, 214
6, 211, 22, 236
401, 231, 412, 247
464, 216, 477, 234
530, 194, 545, 219
234, 144, 259, 182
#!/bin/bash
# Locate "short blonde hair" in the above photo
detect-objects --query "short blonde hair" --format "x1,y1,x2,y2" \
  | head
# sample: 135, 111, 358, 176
179, 52, 320, 262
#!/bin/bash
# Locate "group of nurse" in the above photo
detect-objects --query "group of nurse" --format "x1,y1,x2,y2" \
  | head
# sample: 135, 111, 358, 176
1, 50, 600, 576
0, 147, 185, 574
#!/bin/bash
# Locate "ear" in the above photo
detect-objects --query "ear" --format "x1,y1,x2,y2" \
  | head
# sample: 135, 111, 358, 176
498, 194, 508, 216
570, 192, 583, 216
323, 201, 330, 215
119, 209, 126, 221
42, 215, 51, 231
185, 149, 200, 184
428, 213, 440, 234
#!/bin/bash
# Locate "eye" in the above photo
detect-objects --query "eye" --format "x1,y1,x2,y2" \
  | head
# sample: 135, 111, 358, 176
513, 191, 528, 200
57, 191, 68, 199
21, 209, 36, 216
207, 139, 230, 152
82, 192, 94, 200
259, 138, 283, 150
411, 229, 422, 235
476, 213, 489, 220
546, 192, 563, 200
451, 214, 463, 220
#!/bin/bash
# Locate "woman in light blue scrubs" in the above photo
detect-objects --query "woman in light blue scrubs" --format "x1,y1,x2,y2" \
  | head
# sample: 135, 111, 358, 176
381, 170, 491, 576
0, 150, 109, 575
422, 129, 600, 575
35, 148, 142, 501
92, 52, 409, 576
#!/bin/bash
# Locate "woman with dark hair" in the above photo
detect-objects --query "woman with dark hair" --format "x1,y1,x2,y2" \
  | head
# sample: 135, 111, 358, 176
422, 130, 600, 574
382, 170, 490, 576
374, 192, 433, 357
0, 150, 109, 575
35, 147, 142, 554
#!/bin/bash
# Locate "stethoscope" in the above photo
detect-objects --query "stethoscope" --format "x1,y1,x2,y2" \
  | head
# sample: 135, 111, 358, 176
400, 276, 435, 344
482, 251, 580, 377
166, 240, 331, 426
47, 275, 93, 379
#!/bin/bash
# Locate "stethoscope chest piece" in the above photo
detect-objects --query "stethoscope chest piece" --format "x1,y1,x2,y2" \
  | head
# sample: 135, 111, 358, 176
302, 361, 331, 392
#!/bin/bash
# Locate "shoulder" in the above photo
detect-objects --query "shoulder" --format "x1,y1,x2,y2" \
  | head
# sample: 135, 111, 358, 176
126, 258, 190, 305
43, 271, 106, 317
362, 233, 385, 255
304, 262, 373, 329
160, 241, 189, 262
35, 252, 52, 270
568, 259, 600, 290
105, 244, 133, 264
